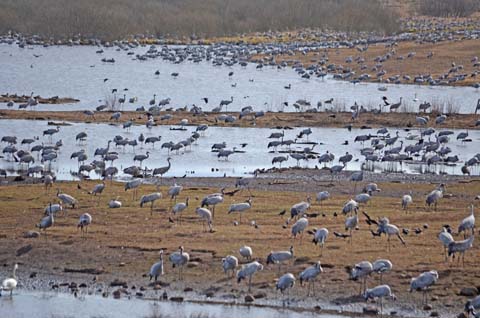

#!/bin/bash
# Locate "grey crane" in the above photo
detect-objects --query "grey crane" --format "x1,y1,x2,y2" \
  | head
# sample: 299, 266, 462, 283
149, 250, 164, 281
311, 228, 329, 256
169, 246, 190, 280
222, 255, 239, 278
167, 183, 183, 202
291, 216, 308, 243
236, 261, 263, 292
426, 183, 445, 211
401, 193, 413, 213
36, 212, 54, 238
372, 259, 392, 284
351, 261, 373, 294
172, 198, 189, 224
152, 158, 172, 183
364, 284, 396, 316
458, 205, 475, 238
201, 189, 224, 218
228, 198, 252, 223
239, 246, 253, 261
299, 261, 323, 296
57, 189, 77, 215
133, 151, 149, 167
438, 227, 454, 261
196, 207, 213, 232
266, 246, 294, 273
410, 270, 438, 305
78, 213, 92, 237
448, 236, 474, 266
276, 272, 296, 303
377, 218, 406, 250
140, 191, 162, 215
125, 179, 142, 200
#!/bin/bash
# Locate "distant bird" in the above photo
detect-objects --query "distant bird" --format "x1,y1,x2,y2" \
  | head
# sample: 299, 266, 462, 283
299, 261, 323, 296
311, 228, 329, 256
316, 191, 330, 206
401, 193, 413, 213
438, 227, 454, 261
0, 264, 18, 297
351, 261, 373, 294
239, 246, 253, 261
222, 255, 239, 278
140, 192, 162, 214
266, 246, 294, 273
169, 246, 190, 280
77, 213, 92, 237
236, 261, 263, 291
458, 205, 475, 238
410, 270, 438, 305
364, 284, 396, 315
109, 197, 122, 209
149, 250, 164, 281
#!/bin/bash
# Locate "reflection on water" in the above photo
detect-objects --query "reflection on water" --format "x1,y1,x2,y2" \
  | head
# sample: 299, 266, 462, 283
0, 292, 344, 318
1, 119, 478, 180
0, 44, 478, 113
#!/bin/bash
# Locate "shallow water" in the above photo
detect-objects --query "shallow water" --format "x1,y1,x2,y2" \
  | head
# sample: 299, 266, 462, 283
0, 291, 345, 318
0, 44, 478, 113
1, 119, 479, 180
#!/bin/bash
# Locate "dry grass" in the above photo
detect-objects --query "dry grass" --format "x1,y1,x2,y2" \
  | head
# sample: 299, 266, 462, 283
1, 109, 479, 130
0, 178, 479, 314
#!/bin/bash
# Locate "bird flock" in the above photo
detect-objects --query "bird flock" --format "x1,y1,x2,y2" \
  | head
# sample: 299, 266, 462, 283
1, 168, 479, 318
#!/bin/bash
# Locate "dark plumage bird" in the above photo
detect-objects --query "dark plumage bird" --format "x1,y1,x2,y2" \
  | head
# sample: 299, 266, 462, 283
363, 211, 378, 226
334, 231, 351, 239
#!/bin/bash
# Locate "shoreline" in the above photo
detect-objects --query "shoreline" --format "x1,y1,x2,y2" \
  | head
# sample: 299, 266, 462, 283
1, 109, 479, 130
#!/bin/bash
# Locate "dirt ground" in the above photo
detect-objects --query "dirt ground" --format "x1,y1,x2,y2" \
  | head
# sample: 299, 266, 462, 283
1, 109, 479, 130
1, 174, 479, 316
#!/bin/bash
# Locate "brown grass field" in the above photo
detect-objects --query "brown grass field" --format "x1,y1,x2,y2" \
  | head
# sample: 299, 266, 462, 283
1, 109, 479, 130
1, 177, 480, 315
266, 39, 480, 87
